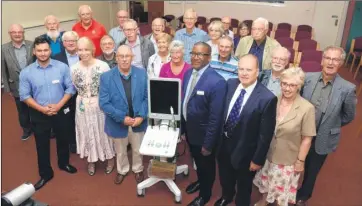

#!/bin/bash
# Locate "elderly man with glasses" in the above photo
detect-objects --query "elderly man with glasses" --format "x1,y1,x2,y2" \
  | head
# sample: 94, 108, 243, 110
109, 10, 129, 46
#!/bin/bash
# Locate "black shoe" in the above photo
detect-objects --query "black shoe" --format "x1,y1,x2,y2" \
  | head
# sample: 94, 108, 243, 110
34, 175, 53, 190
214, 198, 231, 206
21, 131, 32, 141
187, 196, 207, 206
186, 181, 200, 194
59, 164, 77, 174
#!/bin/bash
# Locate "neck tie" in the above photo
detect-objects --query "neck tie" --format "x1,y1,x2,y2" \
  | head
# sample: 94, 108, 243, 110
224, 89, 246, 136
183, 71, 198, 120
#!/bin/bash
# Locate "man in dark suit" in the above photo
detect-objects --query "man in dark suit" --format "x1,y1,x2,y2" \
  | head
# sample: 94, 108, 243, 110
215, 54, 277, 206
181, 42, 227, 206
53, 31, 80, 153
1, 24, 33, 140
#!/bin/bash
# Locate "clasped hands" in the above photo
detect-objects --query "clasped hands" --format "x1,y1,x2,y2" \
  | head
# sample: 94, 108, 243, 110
41, 104, 61, 116
124, 116, 143, 127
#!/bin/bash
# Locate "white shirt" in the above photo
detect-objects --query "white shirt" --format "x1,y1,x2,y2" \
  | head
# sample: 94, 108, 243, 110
207, 40, 219, 56
147, 53, 171, 77
227, 30, 234, 39
226, 80, 257, 120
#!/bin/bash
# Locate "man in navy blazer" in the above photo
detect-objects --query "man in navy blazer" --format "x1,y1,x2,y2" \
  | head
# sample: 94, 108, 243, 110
181, 42, 227, 206
99, 45, 148, 185
214, 54, 277, 206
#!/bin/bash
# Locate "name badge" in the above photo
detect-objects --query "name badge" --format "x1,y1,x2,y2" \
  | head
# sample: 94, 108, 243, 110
64, 107, 70, 114
196, 90, 204, 95
52, 80, 60, 84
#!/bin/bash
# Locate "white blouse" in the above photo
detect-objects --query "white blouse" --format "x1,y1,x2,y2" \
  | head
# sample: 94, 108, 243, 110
207, 40, 219, 57
147, 53, 171, 77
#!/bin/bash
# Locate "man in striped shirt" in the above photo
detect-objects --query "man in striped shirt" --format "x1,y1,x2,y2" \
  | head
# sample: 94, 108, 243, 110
210, 36, 238, 80
174, 8, 209, 64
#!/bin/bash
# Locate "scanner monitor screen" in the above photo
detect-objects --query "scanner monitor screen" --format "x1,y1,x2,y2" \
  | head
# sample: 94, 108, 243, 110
148, 78, 181, 121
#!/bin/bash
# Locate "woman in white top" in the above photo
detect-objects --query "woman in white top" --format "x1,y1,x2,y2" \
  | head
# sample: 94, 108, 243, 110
147, 32, 172, 77
206, 20, 224, 56
71, 37, 115, 176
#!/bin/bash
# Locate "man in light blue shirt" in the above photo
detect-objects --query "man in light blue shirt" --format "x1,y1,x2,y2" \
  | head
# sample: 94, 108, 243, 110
174, 8, 209, 64
210, 36, 238, 80
109, 10, 129, 47
19, 36, 77, 191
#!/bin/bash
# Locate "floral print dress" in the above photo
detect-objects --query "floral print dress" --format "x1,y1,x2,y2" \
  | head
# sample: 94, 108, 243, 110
71, 59, 115, 163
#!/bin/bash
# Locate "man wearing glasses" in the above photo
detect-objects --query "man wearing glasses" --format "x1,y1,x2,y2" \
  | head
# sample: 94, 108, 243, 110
109, 10, 129, 46
144, 18, 166, 53
296, 46, 357, 206
181, 42, 226, 206
2, 24, 33, 140
174, 8, 209, 64
119, 19, 155, 69
235, 17, 280, 71
258, 46, 291, 96
221, 16, 234, 39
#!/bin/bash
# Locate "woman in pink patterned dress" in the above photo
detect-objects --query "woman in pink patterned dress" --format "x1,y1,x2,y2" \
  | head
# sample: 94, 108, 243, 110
253, 67, 316, 206
71, 37, 115, 176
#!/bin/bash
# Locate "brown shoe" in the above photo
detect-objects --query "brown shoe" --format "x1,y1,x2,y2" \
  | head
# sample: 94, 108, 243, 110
135, 172, 144, 183
295, 200, 307, 206
114, 173, 126, 185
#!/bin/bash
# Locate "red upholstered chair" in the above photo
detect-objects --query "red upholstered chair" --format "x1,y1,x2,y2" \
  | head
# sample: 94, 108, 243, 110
295, 31, 312, 41
244, 19, 253, 26
297, 25, 313, 33
276, 37, 294, 48
298, 39, 318, 52
299, 50, 323, 65
139, 24, 152, 36
345, 36, 362, 72
197, 16, 207, 25
300, 61, 322, 72
231, 18, 239, 28
269, 22, 274, 31
277, 23, 292, 31
274, 29, 291, 39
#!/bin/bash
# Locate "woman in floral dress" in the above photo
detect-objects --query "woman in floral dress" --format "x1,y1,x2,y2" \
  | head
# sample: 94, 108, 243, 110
253, 67, 316, 206
71, 37, 115, 176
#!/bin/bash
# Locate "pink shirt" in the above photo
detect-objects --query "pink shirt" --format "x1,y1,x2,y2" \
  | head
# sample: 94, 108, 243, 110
159, 62, 191, 83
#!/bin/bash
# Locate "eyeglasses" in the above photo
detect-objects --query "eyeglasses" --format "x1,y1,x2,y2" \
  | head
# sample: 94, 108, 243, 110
190, 52, 210, 58
281, 82, 298, 89
9, 31, 24, 35
272, 57, 288, 63
251, 27, 265, 32
323, 56, 342, 63
184, 17, 196, 21
116, 54, 133, 59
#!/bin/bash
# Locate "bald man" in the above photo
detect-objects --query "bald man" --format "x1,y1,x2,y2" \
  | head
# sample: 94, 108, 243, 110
72, 5, 107, 56
39, 15, 64, 57
221, 16, 234, 39
109, 10, 129, 46
215, 54, 277, 206
99, 45, 148, 185
2, 24, 33, 140
144, 18, 166, 52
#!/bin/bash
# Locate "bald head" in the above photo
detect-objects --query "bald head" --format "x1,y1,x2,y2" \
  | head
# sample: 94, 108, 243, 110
78, 5, 93, 25
152, 18, 165, 35
116, 45, 134, 72
222, 16, 231, 31
238, 54, 259, 87
117, 10, 129, 27
44, 15, 59, 32
8, 24, 24, 44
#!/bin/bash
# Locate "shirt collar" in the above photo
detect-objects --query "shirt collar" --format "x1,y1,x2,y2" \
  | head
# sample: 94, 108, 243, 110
237, 79, 257, 94
251, 37, 267, 48
126, 35, 140, 46
183, 27, 196, 36
119, 67, 133, 80
217, 54, 232, 62
65, 50, 78, 57
318, 73, 335, 85
12, 41, 25, 49
36, 59, 54, 69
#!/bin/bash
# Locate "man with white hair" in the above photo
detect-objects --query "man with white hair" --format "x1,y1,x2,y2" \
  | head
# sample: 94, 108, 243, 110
174, 8, 209, 64
258, 46, 291, 96
39, 15, 64, 57
221, 16, 234, 39
119, 19, 155, 69
144, 18, 166, 52
72, 5, 107, 57
97, 35, 117, 69
2, 24, 33, 140
235, 17, 280, 71
109, 10, 129, 46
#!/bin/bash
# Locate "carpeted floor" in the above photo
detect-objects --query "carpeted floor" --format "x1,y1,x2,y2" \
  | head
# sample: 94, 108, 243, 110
1, 68, 361, 206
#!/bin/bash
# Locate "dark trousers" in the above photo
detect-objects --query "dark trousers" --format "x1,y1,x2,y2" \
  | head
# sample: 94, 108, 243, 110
14, 97, 31, 133
218, 140, 256, 206
30, 106, 72, 178
188, 143, 216, 202
68, 94, 77, 146
297, 142, 328, 201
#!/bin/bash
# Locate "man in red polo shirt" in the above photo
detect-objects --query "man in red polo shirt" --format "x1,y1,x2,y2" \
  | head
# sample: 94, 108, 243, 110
72, 5, 107, 57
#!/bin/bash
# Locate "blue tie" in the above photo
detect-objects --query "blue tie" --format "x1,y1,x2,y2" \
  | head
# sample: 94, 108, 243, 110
224, 89, 246, 136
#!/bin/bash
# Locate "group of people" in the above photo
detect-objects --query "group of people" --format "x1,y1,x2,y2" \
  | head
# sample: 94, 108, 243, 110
1, 4, 357, 206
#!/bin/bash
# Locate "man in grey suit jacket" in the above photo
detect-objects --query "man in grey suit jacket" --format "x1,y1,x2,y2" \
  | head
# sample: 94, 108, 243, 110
1, 24, 33, 140
296, 46, 357, 206
119, 19, 155, 69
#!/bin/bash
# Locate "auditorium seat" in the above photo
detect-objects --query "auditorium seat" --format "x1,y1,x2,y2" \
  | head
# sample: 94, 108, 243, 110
295, 30, 312, 41
277, 22, 292, 31
297, 24, 313, 33
298, 39, 318, 52
300, 61, 322, 72
274, 29, 291, 39
345, 36, 362, 72
299, 50, 323, 65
